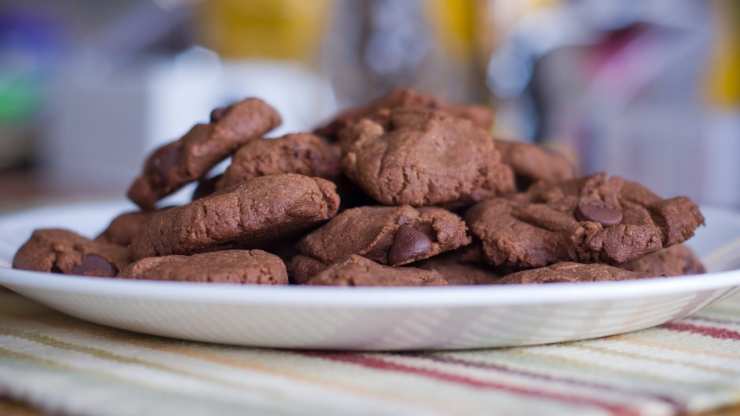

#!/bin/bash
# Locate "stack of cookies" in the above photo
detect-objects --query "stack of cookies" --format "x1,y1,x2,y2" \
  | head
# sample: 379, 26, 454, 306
13, 89, 707, 286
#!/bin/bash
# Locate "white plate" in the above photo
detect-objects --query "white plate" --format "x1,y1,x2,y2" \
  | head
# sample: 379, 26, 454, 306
1, 201, 740, 351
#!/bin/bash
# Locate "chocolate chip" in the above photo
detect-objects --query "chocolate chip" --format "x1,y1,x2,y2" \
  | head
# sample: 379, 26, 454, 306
576, 201, 623, 225
576, 174, 623, 225
210, 106, 229, 123
388, 225, 433, 265
69, 254, 117, 277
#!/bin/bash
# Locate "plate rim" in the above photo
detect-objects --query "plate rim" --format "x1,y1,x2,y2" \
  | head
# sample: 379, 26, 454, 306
1, 267, 738, 307
1, 201, 739, 308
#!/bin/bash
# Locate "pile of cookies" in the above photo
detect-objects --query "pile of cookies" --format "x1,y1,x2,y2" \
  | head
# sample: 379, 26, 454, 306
13, 89, 707, 286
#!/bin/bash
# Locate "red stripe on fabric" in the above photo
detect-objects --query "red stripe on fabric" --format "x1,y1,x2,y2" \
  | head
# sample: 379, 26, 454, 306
417, 354, 683, 413
303, 352, 638, 416
662, 322, 740, 340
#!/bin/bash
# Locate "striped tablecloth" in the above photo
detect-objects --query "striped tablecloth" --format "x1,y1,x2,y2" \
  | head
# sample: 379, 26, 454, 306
2, 289, 740, 416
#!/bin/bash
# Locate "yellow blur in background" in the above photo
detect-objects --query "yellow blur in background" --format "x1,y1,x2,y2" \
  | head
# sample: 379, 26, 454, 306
198, 0, 331, 62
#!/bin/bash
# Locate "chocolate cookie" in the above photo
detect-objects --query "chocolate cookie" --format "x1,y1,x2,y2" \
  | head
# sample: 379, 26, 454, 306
96, 210, 163, 246
623, 244, 705, 277
13, 229, 130, 277
342, 109, 515, 207
498, 262, 643, 284
466, 173, 704, 268
315, 88, 493, 141
289, 254, 330, 284
121, 250, 288, 284
297, 205, 470, 268
218, 133, 341, 190
416, 252, 501, 285
495, 140, 575, 189
127, 98, 281, 209
192, 174, 223, 201
333, 175, 376, 210
306, 255, 447, 286
130, 174, 340, 259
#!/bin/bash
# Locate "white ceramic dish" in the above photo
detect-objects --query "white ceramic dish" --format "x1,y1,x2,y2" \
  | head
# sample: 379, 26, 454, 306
1, 202, 739, 351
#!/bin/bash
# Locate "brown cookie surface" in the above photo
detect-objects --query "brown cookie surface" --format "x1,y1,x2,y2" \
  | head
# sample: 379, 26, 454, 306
315, 88, 493, 141
498, 262, 643, 284
127, 98, 281, 209
297, 205, 470, 267
416, 252, 501, 285
306, 255, 447, 287
130, 174, 340, 259
218, 133, 341, 190
623, 244, 705, 277
13, 229, 129, 277
466, 173, 705, 268
289, 254, 329, 284
121, 250, 288, 284
342, 109, 514, 207
96, 210, 165, 246
495, 140, 575, 189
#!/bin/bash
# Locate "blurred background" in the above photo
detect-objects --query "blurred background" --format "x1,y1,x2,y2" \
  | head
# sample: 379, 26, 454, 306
0, 0, 738, 210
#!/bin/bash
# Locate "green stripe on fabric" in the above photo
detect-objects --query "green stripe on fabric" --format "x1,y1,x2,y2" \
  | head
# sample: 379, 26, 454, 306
573, 344, 739, 376
1, 313, 455, 414
612, 331, 740, 360
0, 327, 291, 398
493, 346, 702, 387
705, 305, 740, 315
0, 346, 268, 416
0, 324, 423, 415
